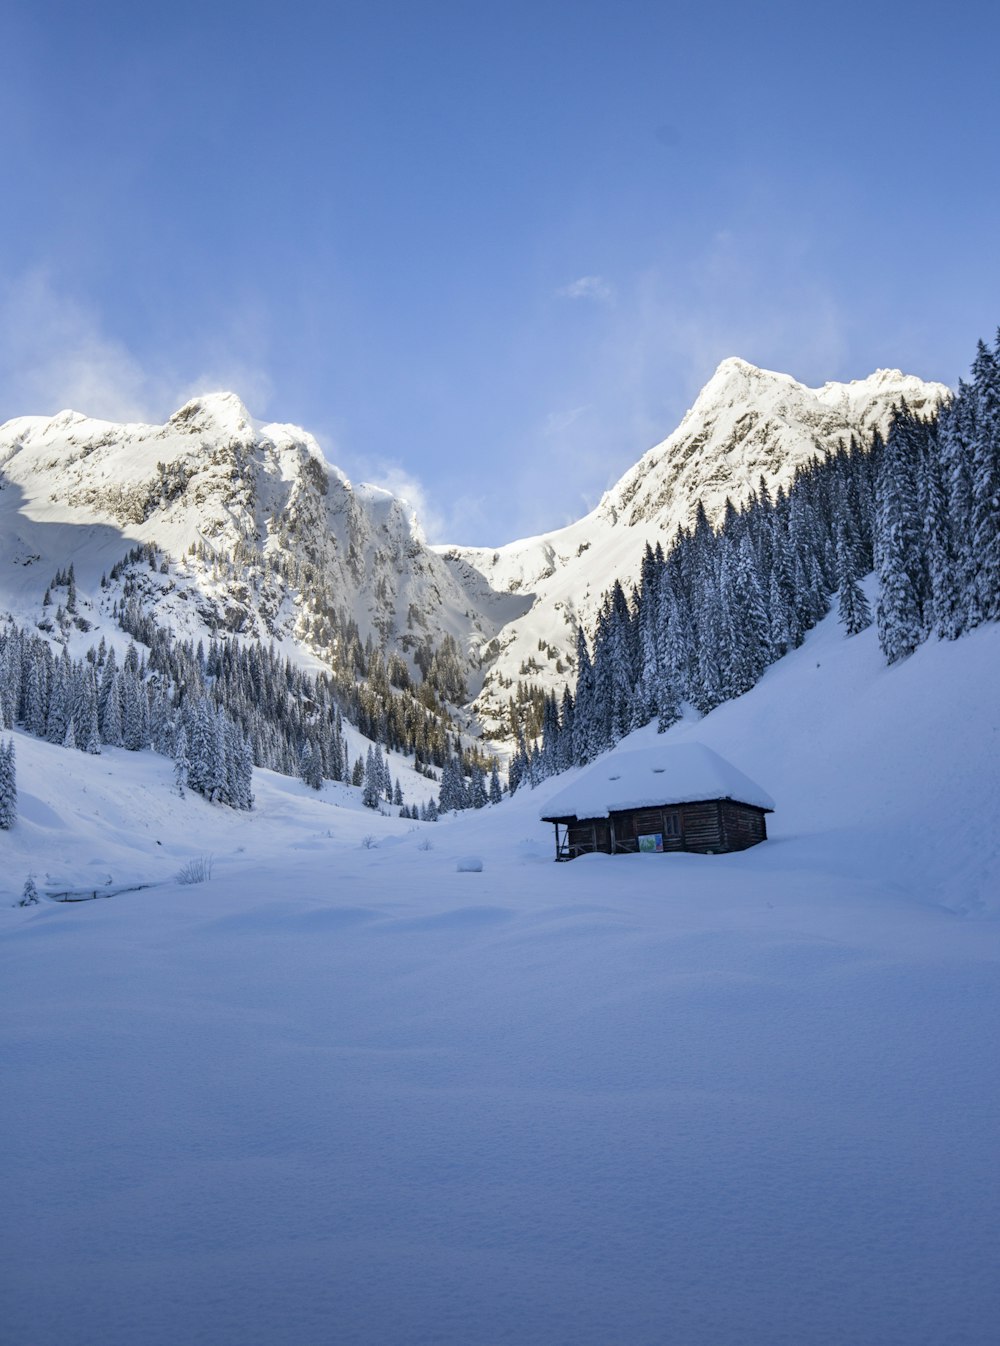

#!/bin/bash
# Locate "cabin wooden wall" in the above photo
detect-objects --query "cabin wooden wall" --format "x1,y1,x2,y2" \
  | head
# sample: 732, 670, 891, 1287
719, 802, 767, 851
676, 802, 724, 853
559, 800, 768, 858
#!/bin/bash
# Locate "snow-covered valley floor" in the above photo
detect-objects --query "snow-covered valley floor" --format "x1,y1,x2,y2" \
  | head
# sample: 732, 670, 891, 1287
3, 611, 999, 1345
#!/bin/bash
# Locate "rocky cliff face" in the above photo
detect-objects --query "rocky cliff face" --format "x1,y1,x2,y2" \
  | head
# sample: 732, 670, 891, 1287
0, 392, 527, 692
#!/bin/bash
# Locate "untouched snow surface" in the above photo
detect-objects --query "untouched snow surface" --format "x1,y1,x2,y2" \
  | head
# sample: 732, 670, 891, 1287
2, 609, 999, 1346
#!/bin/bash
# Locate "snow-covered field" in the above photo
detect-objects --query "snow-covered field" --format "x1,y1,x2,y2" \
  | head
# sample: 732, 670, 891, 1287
3, 609, 999, 1345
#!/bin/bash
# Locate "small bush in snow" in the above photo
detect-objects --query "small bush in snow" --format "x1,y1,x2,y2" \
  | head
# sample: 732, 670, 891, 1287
417, 837, 433, 852
456, 856, 483, 873
360, 834, 378, 850
176, 855, 213, 885
17, 876, 39, 907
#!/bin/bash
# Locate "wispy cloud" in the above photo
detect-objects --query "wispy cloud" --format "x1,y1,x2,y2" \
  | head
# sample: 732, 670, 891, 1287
497, 212, 855, 543
0, 271, 274, 427
0, 271, 165, 424
556, 275, 616, 304
355, 462, 447, 543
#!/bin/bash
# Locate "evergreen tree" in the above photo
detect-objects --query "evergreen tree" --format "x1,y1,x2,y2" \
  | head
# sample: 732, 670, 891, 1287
122, 669, 147, 751
438, 754, 468, 812
0, 737, 16, 829
571, 627, 595, 765
469, 763, 488, 809
488, 759, 502, 805
300, 739, 323, 790
836, 521, 872, 636
102, 671, 124, 747
876, 410, 925, 663
970, 337, 1000, 622
362, 746, 381, 809
174, 726, 189, 798
18, 875, 39, 906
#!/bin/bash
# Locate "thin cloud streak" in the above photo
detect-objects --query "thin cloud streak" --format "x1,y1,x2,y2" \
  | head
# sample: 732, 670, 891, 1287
0, 272, 274, 428
556, 275, 616, 303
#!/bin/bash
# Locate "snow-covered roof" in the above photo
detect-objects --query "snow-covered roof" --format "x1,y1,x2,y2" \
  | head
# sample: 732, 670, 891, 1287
540, 743, 775, 821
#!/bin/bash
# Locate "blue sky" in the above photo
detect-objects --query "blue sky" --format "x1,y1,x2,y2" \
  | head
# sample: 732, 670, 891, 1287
2, 1, 998, 544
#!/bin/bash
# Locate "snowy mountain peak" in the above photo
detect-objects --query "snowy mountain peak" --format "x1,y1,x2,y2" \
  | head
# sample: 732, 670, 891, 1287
439, 358, 949, 734
167, 391, 255, 438
704, 355, 782, 386
0, 396, 523, 694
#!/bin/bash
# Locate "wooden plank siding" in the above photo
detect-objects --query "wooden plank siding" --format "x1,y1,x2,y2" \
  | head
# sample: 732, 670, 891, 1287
677, 801, 724, 853
553, 799, 768, 859
719, 800, 768, 851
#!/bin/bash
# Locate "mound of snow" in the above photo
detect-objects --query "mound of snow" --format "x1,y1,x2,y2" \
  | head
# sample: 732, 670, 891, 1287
540, 742, 775, 820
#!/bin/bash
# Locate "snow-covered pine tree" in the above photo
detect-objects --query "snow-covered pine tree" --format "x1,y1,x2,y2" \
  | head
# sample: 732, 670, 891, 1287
300, 739, 323, 790
488, 759, 502, 804
469, 763, 488, 809
438, 754, 468, 812
45, 655, 70, 744
556, 688, 575, 772
362, 746, 381, 809
836, 520, 872, 636
876, 409, 925, 664
174, 726, 189, 797
122, 669, 147, 751
81, 671, 101, 754
571, 627, 594, 766
725, 534, 770, 696
692, 574, 724, 715
0, 737, 16, 829
940, 389, 977, 638
970, 336, 1000, 622
655, 593, 682, 732
102, 671, 124, 747
607, 583, 636, 742
917, 415, 961, 641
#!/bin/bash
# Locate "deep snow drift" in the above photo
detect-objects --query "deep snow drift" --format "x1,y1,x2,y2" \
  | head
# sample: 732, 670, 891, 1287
2, 608, 999, 1346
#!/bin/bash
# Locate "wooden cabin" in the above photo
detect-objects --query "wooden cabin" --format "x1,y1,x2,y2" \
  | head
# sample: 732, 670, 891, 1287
540, 743, 774, 861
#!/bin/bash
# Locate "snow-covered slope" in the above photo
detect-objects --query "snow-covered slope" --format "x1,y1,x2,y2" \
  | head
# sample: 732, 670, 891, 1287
2, 598, 998, 1346
438, 360, 948, 730
0, 393, 527, 683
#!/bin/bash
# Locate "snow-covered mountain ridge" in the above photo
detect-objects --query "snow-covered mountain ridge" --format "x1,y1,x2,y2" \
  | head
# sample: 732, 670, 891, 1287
0, 360, 947, 737
0, 392, 527, 691
437, 359, 947, 729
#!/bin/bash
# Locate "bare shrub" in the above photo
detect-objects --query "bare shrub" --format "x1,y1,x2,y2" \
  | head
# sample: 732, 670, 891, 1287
360, 834, 378, 850
176, 855, 213, 885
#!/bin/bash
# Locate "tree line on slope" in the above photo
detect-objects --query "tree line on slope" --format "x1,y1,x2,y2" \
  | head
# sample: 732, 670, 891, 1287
0, 629, 254, 810
0, 613, 494, 820
505, 331, 1000, 788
